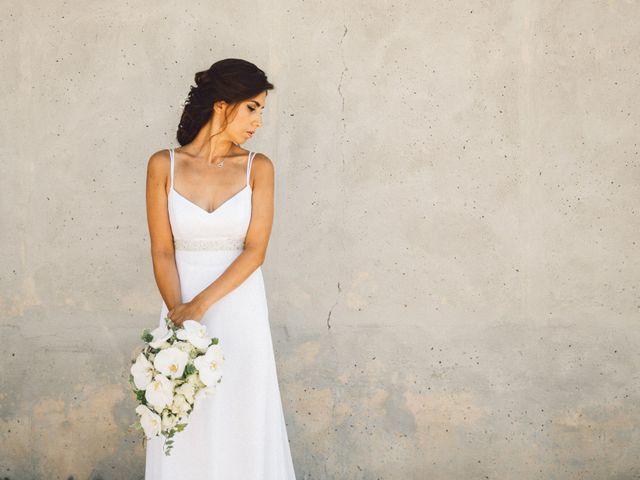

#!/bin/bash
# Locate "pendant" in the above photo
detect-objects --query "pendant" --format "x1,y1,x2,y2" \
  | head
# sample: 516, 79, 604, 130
216, 160, 224, 168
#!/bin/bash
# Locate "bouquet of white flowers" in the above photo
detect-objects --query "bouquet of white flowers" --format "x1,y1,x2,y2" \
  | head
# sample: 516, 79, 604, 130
129, 316, 224, 455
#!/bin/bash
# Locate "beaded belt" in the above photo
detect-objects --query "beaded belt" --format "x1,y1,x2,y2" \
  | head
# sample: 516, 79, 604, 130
174, 237, 245, 251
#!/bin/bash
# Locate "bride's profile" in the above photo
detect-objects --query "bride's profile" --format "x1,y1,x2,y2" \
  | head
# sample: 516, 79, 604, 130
144, 58, 297, 479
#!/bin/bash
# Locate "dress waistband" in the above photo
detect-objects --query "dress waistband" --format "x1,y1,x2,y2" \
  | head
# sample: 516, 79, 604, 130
174, 237, 245, 251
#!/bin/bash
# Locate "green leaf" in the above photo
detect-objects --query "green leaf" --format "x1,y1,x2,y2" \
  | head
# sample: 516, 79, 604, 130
142, 330, 153, 343
164, 316, 178, 332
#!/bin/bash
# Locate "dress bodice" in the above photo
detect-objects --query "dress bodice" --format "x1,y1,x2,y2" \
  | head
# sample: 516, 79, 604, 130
168, 148, 255, 251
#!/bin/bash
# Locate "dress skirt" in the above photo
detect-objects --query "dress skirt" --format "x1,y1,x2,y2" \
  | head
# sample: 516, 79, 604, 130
144, 249, 296, 479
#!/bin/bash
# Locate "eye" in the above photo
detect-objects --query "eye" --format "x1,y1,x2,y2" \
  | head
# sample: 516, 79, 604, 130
248, 105, 256, 112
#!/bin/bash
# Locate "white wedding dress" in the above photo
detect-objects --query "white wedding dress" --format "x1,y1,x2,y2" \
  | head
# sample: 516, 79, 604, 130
145, 148, 297, 479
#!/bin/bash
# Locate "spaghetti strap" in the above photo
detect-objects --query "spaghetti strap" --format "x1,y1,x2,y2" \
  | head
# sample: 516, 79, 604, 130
169, 148, 175, 189
246, 151, 256, 187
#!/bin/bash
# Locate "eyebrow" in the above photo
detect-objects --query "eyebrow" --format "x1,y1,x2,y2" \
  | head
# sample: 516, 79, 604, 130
249, 100, 265, 108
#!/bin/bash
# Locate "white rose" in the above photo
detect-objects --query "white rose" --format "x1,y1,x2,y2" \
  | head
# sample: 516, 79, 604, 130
175, 382, 196, 404
193, 386, 217, 410
176, 320, 212, 350
153, 347, 189, 379
171, 394, 191, 418
135, 404, 162, 438
175, 341, 196, 354
161, 410, 178, 431
193, 344, 224, 387
130, 352, 154, 390
187, 372, 206, 389
145, 374, 174, 412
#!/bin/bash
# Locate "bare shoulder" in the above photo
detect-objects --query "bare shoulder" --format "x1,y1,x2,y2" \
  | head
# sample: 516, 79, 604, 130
146, 149, 171, 195
252, 152, 275, 176
147, 148, 170, 173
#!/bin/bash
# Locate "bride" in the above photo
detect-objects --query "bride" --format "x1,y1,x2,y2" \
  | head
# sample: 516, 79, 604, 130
144, 58, 297, 479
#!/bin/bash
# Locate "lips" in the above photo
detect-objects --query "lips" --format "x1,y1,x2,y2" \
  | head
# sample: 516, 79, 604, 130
246, 131, 254, 137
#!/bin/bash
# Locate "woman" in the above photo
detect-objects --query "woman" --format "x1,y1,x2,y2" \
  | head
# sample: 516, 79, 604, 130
144, 58, 296, 479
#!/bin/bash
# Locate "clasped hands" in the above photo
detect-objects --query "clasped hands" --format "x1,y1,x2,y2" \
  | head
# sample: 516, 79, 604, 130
168, 298, 207, 328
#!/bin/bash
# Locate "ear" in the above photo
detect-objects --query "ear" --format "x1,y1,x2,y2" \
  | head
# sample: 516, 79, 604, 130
213, 99, 228, 113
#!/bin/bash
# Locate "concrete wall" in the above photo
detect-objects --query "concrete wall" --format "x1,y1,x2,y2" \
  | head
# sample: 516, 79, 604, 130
2, 1, 639, 479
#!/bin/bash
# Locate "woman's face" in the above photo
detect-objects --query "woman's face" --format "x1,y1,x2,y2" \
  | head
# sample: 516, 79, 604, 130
227, 91, 267, 144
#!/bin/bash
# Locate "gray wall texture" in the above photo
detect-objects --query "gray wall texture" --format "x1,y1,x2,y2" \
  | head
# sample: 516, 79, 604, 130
2, 0, 639, 479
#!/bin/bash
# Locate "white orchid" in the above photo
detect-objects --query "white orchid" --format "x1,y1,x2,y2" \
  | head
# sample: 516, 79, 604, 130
149, 323, 174, 349
130, 352, 154, 390
193, 344, 224, 386
176, 320, 212, 350
135, 404, 162, 438
153, 347, 189, 379
145, 374, 174, 412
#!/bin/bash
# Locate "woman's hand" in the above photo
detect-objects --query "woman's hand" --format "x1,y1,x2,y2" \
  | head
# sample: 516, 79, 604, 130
168, 300, 207, 328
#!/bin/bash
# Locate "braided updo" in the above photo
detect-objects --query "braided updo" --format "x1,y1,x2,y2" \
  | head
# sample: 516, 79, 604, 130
176, 58, 274, 146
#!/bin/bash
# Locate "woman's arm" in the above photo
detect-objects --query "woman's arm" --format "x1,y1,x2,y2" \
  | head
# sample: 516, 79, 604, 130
146, 149, 182, 311
178, 153, 275, 322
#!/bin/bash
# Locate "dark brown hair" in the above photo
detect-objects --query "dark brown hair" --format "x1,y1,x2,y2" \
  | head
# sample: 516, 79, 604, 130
177, 58, 274, 146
